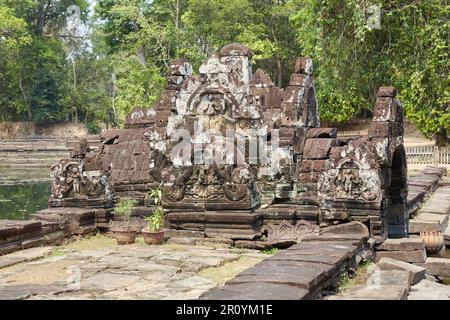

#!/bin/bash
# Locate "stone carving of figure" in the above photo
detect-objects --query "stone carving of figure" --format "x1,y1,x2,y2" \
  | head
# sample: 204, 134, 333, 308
343, 169, 354, 196
336, 168, 361, 199
86, 175, 103, 197
198, 94, 224, 115
70, 166, 82, 196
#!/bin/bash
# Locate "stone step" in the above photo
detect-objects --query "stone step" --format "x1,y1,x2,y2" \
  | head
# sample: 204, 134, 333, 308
0, 179, 50, 186
409, 213, 449, 233
0, 247, 53, 269
328, 270, 410, 300
409, 180, 450, 234
0, 163, 56, 168
201, 222, 370, 300
376, 249, 427, 264
0, 147, 69, 157
425, 257, 450, 277
0, 158, 60, 164
408, 279, 450, 300
376, 237, 424, 251
376, 257, 426, 285
444, 224, 450, 246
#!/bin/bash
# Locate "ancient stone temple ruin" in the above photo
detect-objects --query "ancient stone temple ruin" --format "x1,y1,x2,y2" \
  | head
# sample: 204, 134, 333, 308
49, 43, 408, 243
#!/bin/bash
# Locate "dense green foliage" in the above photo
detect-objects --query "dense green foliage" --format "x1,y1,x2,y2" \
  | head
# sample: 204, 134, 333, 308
292, 0, 449, 142
0, 0, 448, 140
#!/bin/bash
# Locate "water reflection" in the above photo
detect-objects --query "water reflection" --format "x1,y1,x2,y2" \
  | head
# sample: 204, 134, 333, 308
0, 182, 50, 220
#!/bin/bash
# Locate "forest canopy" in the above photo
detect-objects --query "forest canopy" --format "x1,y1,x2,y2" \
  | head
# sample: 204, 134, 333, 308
0, 0, 448, 142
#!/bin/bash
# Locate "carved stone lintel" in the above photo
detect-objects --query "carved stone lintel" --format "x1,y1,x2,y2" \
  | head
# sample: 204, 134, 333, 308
262, 220, 318, 246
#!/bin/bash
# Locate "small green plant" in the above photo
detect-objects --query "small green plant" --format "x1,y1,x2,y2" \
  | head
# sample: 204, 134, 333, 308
145, 184, 165, 232
135, 236, 145, 245
261, 247, 279, 255
114, 198, 138, 229
337, 272, 352, 293
360, 258, 374, 270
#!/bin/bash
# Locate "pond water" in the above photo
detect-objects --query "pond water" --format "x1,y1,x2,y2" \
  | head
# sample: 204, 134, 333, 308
0, 181, 51, 220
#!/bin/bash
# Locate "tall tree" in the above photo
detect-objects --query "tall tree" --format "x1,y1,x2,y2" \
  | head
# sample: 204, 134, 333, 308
291, 0, 449, 143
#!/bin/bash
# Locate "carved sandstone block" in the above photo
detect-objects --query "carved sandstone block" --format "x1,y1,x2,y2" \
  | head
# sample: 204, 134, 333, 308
377, 86, 397, 98
296, 160, 328, 173
289, 74, 307, 87
368, 122, 391, 138
294, 57, 313, 75
303, 138, 336, 159
306, 128, 337, 139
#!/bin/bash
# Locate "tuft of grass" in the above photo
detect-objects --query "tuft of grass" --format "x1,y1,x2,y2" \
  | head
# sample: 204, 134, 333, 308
64, 232, 117, 251
360, 258, 375, 270
135, 236, 145, 246
50, 248, 69, 257
337, 272, 352, 293
199, 256, 264, 285
337, 258, 375, 294
261, 247, 279, 255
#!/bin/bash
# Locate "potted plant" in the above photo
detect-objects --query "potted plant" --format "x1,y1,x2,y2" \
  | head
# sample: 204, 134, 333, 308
111, 198, 138, 245
142, 184, 166, 245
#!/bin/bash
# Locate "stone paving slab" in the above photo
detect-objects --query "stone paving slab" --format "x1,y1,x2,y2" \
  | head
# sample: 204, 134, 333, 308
409, 213, 449, 233
0, 241, 266, 300
328, 270, 410, 300
444, 224, 450, 246
376, 250, 426, 264
408, 279, 450, 300
200, 282, 310, 300
228, 262, 329, 290
202, 223, 369, 300
0, 247, 53, 269
376, 238, 424, 251
409, 182, 450, 234
376, 258, 426, 285
328, 285, 409, 300
425, 257, 450, 277
266, 250, 348, 266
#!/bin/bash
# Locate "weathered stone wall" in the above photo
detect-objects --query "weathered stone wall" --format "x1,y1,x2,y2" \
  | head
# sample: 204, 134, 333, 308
45, 43, 408, 243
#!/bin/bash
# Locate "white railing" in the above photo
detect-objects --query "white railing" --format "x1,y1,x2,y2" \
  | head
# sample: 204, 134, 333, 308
405, 146, 450, 168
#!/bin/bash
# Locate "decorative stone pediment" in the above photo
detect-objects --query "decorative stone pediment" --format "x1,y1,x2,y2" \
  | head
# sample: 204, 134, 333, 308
263, 220, 319, 245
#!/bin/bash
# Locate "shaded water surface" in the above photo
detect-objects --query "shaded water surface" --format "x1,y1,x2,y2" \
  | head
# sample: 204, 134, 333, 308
0, 182, 50, 220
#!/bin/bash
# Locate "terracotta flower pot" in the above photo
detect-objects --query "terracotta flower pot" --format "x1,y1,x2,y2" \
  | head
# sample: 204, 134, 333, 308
142, 229, 165, 245
420, 231, 444, 255
114, 230, 137, 245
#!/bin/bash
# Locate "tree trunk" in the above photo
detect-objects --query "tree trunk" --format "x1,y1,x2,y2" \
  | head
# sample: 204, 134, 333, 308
18, 76, 32, 121
72, 57, 78, 124
277, 58, 283, 88
137, 46, 147, 67
435, 128, 449, 147
111, 71, 117, 127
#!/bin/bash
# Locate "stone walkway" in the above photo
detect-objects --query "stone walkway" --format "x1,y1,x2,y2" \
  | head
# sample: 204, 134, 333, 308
201, 222, 372, 300
329, 171, 450, 300
328, 260, 450, 300
0, 236, 266, 300
409, 176, 450, 234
